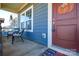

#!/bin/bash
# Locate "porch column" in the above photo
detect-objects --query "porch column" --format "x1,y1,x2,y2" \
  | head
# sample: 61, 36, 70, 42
0, 18, 4, 56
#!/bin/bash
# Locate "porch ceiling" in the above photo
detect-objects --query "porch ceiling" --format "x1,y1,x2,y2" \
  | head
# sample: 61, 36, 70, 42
0, 3, 28, 13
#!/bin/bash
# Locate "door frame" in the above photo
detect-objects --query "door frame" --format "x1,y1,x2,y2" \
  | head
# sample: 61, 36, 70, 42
48, 3, 77, 56
48, 3, 52, 48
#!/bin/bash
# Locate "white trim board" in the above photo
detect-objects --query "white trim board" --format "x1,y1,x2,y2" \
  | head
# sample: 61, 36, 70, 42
48, 3, 78, 56
48, 3, 52, 48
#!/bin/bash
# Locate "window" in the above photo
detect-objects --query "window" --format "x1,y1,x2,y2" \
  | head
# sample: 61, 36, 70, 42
20, 5, 33, 32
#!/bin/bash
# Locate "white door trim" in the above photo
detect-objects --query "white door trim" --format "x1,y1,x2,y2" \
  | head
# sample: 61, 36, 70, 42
48, 3, 52, 48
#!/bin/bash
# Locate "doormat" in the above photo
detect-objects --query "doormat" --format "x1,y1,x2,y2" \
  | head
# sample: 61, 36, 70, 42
40, 48, 66, 56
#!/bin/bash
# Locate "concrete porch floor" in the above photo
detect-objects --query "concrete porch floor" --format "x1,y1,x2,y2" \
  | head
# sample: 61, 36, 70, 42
2, 37, 47, 56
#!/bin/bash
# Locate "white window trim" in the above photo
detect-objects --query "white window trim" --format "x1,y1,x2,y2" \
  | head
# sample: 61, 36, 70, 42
48, 3, 77, 56
20, 5, 33, 32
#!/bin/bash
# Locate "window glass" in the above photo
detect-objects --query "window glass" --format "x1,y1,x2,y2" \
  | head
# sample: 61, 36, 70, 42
21, 22, 24, 29
26, 9, 32, 19
26, 20, 31, 30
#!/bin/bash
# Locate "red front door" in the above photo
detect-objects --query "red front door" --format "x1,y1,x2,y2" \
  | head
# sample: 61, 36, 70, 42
52, 3, 78, 50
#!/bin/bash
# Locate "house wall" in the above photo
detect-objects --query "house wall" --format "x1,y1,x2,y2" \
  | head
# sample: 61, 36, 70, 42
21, 3, 48, 46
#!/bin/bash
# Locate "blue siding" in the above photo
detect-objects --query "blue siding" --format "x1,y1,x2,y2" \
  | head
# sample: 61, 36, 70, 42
22, 3, 48, 46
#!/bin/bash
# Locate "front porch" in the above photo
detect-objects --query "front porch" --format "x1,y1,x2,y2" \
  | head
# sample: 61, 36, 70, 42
0, 3, 79, 56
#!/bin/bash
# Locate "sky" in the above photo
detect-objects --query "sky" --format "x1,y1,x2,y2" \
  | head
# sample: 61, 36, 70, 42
0, 9, 17, 27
